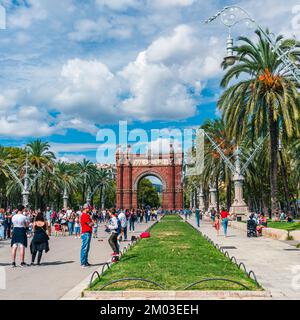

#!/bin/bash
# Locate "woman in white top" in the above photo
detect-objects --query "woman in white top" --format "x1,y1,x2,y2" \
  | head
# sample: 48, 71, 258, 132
11, 205, 29, 267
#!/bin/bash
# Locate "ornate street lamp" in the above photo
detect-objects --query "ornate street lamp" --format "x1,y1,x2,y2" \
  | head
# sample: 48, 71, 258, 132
205, 5, 300, 83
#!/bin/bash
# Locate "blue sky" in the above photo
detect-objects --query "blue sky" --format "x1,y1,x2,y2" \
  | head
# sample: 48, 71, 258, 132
0, 0, 299, 163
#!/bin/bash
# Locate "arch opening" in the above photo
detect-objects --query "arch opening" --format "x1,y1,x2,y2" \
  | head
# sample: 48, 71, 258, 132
137, 175, 163, 209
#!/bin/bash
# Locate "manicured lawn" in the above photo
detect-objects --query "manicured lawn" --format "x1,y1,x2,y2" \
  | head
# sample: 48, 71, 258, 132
267, 221, 300, 231
90, 215, 259, 291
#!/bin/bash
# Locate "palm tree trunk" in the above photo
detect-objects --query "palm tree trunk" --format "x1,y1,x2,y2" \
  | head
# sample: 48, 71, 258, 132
226, 179, 232, 211
215, 173, 220, 213
82, 183, 85, 205
35, 180, 39, 209
279, 151, 291, 214
268, 108, 279, 216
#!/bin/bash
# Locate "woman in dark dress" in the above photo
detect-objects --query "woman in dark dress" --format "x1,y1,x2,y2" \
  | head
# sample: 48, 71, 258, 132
30, 212, 50, 266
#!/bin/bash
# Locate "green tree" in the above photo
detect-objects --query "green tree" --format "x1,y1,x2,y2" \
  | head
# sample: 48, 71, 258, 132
219, 29, 300, 215
138, 178, 160, 208
26, 139, 56, 209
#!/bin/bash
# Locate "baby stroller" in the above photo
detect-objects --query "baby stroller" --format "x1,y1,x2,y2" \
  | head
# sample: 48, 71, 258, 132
247, 218, 257, 237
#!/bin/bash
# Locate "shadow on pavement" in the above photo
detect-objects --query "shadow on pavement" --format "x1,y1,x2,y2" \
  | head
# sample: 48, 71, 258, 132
40, 260, 75, 266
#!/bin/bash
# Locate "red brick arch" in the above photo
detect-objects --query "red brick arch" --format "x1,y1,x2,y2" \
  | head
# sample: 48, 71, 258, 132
116, 145, 183, 210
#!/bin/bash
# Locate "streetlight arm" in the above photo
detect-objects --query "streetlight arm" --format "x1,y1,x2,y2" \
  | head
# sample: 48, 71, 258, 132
202, 130, 236, 174
0, 160, 24, 189
240, 134, 269, 174
28, 169, 45, 190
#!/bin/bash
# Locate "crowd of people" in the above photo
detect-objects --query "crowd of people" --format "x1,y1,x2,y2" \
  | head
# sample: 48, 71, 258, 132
0, 205, 162, 267
1, 203, 296, 268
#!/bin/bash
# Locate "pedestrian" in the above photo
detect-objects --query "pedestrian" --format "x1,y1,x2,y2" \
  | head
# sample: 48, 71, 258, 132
118, 210, 128, 241
54, 220, 60, 237
220, 207, 230, 237
74, 215, 81, 238
11, 205, 29, 267
4, 209, 12, 239
107, 209, 121, 258
30, 212, 50, 266
210, 208, 216, 225
80, 205, 94, 268
67, 211, 75, 236
45, 207, 52, 235
0, 209, 5, 240
129, 209, 135, 233
92, 219, 98, 239
60, 210, 67, 236
184, 208, 189, 222
214, 214, 220, 236
195, 207, 200, 227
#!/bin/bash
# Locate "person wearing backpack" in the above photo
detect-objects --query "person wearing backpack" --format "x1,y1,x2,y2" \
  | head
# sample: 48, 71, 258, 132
107, 209, 121, 257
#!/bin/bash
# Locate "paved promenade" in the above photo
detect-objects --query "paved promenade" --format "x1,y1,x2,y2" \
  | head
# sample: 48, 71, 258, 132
0, 221, 155, 300
187, 217, 300, 300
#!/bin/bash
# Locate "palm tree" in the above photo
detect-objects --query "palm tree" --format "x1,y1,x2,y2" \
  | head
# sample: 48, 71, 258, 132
219, 29, 300, 215
201, 119, 235, 211
95, 168, 112, 208
26, 139, 56, 209
52, 162, 78, 208
76, 159, 97, 204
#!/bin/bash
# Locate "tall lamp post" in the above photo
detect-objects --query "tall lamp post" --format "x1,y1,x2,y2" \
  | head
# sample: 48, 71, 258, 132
205, 130, 267, 219
205, 5, 300, 83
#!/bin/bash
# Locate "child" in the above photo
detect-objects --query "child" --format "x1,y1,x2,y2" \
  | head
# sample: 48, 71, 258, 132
92, 220, 98, 238
214, 214, 220, 236
74, 216, 81, 239
54, 220, 60, 237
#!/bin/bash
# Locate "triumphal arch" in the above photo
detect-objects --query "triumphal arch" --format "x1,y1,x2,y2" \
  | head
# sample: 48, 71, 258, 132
116, 145, 183, 210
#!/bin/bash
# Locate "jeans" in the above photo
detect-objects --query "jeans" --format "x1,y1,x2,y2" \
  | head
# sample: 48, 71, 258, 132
3, 224, 11, 239
123, 226, 127, 240
74, 226, 80, 235
109, 232, 119, 254
80, 232, 92, 266
196, 215, 200, 227
129, 219, 135, 231
222, 218, 228, 236
68, 222, 74, 236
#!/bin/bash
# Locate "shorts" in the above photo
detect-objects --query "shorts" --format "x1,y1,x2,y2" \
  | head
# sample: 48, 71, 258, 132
12, 243, 25, 248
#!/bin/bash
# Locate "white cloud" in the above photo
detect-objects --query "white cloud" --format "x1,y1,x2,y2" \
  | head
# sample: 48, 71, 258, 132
54, 58, 121, 124
59, 154, 88, 163
54, 22, 224, 125
146, 25, 196, 63
0, 105, 57, 138
95, 0, 140, 11
8, 0, 47, 29
119, 51, 196, 120
151, 0, 194, 8
51, 142, 101, 153
69, 17, 132, 42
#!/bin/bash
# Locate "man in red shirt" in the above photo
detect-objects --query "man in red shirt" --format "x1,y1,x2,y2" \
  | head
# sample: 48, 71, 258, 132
220, 208, 230, 237
80, 205, 94, 267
